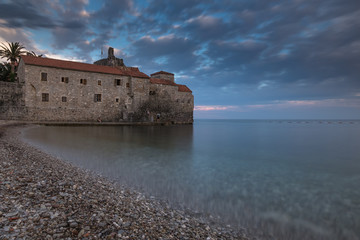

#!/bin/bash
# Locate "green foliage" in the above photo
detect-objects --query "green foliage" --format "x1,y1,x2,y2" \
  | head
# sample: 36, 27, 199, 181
0, 42, 26, 74
0, 41, 41, 77
0, 62, 15, 82
0, 42, 26, 63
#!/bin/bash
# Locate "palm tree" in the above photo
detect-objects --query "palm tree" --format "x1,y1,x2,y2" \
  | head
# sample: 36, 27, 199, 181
26, 51, 43, 57
0, 42, 26, 73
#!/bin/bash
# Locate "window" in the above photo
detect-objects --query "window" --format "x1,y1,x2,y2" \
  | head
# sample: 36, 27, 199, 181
42, 93, 49, 102
115, 98, 119, 102
61, 77, 69, 83
98, 80, 101, 86
62, 96, 67, 102
126, 82, 130, 88
149, 91, 156, 95
115, 79, 121, 86
94, 94, 101, 102
41, 72, 47, 81
80, 79, 87, 85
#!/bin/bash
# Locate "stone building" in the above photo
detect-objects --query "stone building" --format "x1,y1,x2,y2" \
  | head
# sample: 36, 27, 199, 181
0, 48, 193, 124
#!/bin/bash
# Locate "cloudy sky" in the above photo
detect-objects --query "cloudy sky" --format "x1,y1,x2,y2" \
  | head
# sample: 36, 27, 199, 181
1, 0, 360, 119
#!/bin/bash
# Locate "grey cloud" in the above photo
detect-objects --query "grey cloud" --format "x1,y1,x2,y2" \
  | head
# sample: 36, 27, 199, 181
128, 35, 198, 72
0, 0, 57, 28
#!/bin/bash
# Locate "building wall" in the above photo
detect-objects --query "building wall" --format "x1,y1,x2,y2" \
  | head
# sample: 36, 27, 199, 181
151, 73, 174, 82
22, 64, 150, 121
147, 84, 194, 124
1, 60, 193, 124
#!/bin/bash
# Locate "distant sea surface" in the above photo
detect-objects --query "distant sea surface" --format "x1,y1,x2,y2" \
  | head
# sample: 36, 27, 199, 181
23, 120, 360, 240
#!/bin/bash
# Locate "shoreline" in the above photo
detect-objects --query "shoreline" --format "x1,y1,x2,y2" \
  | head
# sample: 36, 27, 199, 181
0, 122, 247, 239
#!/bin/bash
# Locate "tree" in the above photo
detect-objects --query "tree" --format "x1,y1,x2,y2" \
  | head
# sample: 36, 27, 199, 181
26, 51, 43, 57
0, 42, 26, 73
0, 62, 15, 82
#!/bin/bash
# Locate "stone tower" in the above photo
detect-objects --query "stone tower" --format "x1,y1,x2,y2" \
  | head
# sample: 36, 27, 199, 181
94, 47, 125, 67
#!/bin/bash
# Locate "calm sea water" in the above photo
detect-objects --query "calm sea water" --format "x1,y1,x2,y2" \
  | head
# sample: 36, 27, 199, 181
23, 120, 360, 240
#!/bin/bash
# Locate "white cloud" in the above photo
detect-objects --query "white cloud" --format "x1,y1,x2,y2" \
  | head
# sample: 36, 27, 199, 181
44, 53, 85, 62
80, 10, 90, 18
246, 99, 360, 109
186, 15, 218, 27
194, 105, 238, 111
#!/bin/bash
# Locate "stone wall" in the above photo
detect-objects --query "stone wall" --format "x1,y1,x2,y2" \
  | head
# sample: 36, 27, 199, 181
145, 84, 194, 124
1, 59, 193, 124
0, 81, 26, 120
151, 73, 174, 82
21, 64, 150, 122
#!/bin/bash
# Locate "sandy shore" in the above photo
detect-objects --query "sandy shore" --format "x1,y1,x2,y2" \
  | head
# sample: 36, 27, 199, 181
0, 122, 248, 239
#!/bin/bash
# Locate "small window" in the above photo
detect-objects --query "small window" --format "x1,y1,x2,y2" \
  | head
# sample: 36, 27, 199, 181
98, 80, 101, 86
42, 93, 49, 102
80, 79, 87, 85
126, 82, 130, 88
94, 94, 101, 102
41, 72, 47, 81
115, 98, 119, 102
115, 79, 121, 86
149, 91, 156, 95
62, 96, 67, 102
61, 77, 69, 83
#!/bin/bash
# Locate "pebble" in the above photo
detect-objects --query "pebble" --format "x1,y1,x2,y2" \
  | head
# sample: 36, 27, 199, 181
0, 123, 248, 239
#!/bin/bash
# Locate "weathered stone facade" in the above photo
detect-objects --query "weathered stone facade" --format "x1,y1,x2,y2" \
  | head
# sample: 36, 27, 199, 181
0, 81, 26, 119
151, 71, 175, 82
0, 49, 193, 124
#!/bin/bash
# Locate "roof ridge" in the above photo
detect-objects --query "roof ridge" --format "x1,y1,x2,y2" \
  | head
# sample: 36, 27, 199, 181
150, 70, 174, 76
21, 55, 149, 79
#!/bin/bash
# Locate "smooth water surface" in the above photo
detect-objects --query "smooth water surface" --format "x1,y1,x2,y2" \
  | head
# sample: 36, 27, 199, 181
23, 120, 360, 239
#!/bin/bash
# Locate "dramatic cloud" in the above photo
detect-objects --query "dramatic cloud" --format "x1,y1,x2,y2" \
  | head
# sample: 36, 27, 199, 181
1, 0, 359, 118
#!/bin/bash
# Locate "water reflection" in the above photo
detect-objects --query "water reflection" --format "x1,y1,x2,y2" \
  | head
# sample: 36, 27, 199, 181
23, 120, 360, 240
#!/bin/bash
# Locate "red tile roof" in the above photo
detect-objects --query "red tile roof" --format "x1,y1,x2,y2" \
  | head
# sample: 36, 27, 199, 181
150, 71, 174, 76
21, 55, 149, 79
177, 84, 192, 93
150, 78, 177, 86
150, 78, 192, 93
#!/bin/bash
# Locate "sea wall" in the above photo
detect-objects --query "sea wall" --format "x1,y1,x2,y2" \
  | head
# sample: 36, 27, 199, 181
145, 84, 194, 124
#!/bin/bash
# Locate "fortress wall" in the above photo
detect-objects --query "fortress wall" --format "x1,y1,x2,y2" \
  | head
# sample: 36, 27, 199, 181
0, 81, 27, 120
21, 64, 136, 122
151, 73, 174, 82
1, 58, 194, 124
148, 84, 194, 123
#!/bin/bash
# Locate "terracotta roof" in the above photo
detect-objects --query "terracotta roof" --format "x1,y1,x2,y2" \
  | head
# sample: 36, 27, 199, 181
150, 71, 174, 76
150, 78, 177, 86
177, 84, 192, 93
21, 55, 149, 79
150, 78, 192, 93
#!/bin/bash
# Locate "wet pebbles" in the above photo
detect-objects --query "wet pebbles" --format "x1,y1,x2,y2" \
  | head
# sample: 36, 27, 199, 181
0, 123, 248, 239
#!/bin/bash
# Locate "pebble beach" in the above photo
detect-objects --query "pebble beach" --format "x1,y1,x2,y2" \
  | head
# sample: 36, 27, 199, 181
0, 122, 247, 239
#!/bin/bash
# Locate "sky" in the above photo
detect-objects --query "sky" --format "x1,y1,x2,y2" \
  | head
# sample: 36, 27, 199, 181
1, 0, 360, 119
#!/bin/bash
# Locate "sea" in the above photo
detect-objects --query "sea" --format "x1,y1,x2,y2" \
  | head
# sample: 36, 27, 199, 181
23, 119, 360, 240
